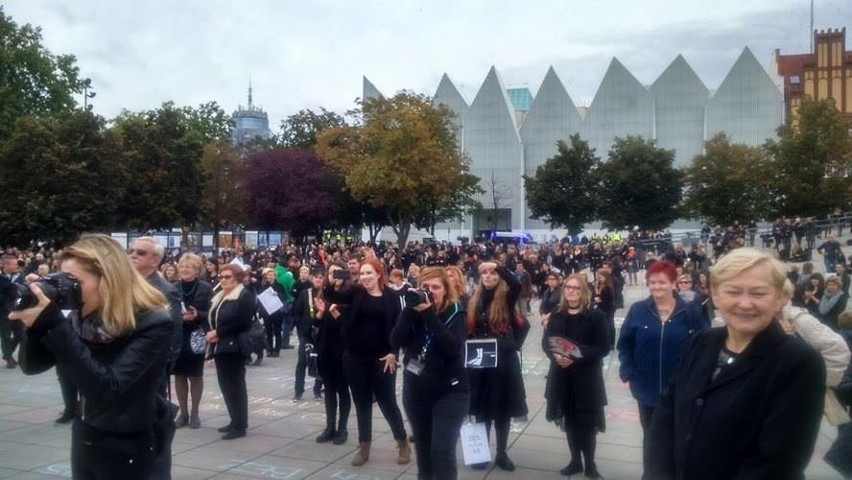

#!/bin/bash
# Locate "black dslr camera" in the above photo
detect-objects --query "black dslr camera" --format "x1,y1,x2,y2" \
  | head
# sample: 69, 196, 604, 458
3, 272, 82, 311
404, 288, 433, 308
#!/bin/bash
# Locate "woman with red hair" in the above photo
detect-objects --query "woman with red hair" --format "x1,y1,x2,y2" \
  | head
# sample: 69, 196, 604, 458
466, 261, 530, 471
616, 260, 707, 478
322, 257, 410, 467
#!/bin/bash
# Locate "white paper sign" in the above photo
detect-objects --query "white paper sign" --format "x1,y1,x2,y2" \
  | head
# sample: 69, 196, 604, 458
230, 256, 250, 271
257, 287, 284, 315
465, 339, 498, 368
460, 422, 491, 465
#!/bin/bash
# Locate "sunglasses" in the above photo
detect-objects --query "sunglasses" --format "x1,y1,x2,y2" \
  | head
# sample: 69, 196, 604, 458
128, 249, 150, 256
220, 275, 235, 280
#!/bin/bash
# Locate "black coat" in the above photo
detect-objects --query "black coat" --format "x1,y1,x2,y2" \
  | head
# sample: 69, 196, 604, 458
647, 323, 826, 480
20, 304, 172, 433
147, 272, 183, 369
209, 286, 256, 356
543, 308, 610, 418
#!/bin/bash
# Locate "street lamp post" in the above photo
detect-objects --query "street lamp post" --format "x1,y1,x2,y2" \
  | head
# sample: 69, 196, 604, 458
81, 78, 96, 110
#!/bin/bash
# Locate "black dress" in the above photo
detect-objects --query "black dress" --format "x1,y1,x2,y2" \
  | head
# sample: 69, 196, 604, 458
543, 308, 610, 433
467, 267, 530, 420
172, 279, 213, 377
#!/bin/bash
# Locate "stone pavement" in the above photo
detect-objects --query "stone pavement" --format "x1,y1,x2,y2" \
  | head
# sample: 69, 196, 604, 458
0, 264, 848, 478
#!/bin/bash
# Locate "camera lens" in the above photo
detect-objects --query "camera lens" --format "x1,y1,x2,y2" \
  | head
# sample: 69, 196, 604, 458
2, 283, 36, 311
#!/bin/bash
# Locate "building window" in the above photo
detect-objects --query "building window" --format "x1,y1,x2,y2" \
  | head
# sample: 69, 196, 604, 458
790, 75, 801, 84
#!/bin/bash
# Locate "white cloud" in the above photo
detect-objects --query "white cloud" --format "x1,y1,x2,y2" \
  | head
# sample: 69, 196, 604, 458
3, 0, 849, 127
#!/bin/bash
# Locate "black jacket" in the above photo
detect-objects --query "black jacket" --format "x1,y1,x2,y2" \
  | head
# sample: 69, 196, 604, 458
391, 301, 469, 394
323, 284, 402, 357
647, 323, 826, 480
293, 287, 321, 338
0, 271, 27, 321
147, 272, 183, 369
19, 304, 172, 433
209, 285, 256, 356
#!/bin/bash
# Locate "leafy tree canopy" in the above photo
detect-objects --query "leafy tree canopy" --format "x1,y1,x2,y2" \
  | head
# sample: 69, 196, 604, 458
0, 7, 82, 140
597, 136, 682, 231
279, 107, 346, 149
317, 92, 480, 247
524, 134, 600, 235
0, 111, 127, 246
683, 133, 773, 226
765, 97, 852, 217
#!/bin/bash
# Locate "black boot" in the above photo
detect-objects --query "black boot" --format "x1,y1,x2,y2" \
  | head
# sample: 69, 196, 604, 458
316, 426, 335, 443
561, 428, 583, 475
495, 451, 515, 472
583, 435, 603, 479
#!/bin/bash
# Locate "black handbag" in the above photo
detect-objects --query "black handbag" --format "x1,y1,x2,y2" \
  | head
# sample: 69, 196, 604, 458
238, 316, 266, 355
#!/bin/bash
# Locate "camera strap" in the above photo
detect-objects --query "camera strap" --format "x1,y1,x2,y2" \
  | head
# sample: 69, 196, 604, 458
420, 303, 460, 361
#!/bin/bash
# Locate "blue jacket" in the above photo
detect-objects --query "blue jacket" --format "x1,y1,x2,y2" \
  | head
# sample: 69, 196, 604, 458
617, 295, 707, 407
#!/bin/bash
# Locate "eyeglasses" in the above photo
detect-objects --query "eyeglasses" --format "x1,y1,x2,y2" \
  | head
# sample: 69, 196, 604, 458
678, 281, 693, 284
128, 249, 150, 256
220, 275, 235, 280
563, 285, 582, 291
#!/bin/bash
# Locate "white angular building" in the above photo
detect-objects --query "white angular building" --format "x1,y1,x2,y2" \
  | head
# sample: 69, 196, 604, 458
365, 48, 783, 238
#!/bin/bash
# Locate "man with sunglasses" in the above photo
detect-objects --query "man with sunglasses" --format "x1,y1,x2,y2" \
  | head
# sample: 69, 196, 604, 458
129, 236, 183, 479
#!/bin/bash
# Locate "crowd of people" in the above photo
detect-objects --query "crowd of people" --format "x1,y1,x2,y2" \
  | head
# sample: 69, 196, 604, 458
0, 227, 851, 478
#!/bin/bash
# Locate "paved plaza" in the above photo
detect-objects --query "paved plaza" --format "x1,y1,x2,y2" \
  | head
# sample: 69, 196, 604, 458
0, 258, 847, 479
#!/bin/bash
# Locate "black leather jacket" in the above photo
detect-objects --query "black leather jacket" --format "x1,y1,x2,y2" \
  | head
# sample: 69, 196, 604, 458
19, 304, 172, 433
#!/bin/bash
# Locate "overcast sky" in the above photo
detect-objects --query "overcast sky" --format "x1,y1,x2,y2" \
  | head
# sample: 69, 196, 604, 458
4, 0, 850, 129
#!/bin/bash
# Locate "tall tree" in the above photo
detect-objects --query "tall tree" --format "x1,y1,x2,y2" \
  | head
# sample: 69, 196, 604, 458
200, 140, 246, 249
183, 101, 234, 144
317, 92, 480, 248
240, 148, 352, 239
524, 134, 600, 235
597, 136, 682, 230
682, 133, 773, 225
0, 7, 82, 140
765, 97, 852, 217
280, 107, 346, 149
0, 111, 127, 246
111, 102, 205, 229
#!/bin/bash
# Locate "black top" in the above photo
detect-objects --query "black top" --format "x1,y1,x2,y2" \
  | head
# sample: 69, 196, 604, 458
323, 284, 402, 359
391, 302, 469, 394
353, 294, 391, 357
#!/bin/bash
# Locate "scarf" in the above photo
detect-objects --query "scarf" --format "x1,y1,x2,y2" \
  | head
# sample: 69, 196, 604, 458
70, 310, 115, 344
819, 289, 844, 316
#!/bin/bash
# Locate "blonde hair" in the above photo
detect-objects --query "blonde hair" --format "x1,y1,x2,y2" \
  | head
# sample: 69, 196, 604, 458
178, 252, 203, 274
710, 248, 786, 292
558, 274, 592, 313
444, 265, 467, 298
417, 267, 458, 312
825, 276, 843, 287
61, 234, 167, 336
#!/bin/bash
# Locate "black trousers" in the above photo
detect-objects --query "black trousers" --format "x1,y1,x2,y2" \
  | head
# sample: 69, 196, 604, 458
215, 353, 248, 431
403, 384, 468, 480
0, 318, 22, 360
57, 365, 78, 415
71, 420, 155, 480
343, 352, 406, 443
295, 335, 322, 397
638, 404, 655, 475
319, 358, 350, 431
264, 313, 283, 353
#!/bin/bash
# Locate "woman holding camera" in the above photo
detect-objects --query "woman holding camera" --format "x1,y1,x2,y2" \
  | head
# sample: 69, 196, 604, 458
206, 263, 256, 440
15, 234, 172, 479
467, 261, 530, 471
323, 258, 410, 466
310, 261, 351, 445
391, 267, 469, 480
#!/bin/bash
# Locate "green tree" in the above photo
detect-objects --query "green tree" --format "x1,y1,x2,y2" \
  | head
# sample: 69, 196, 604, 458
0, 111, 127, 246
682, 133, 773, 225
524, 134, 600, 235
765, 97, 852, 217
183, 101, 233, 144
316, 92, 480, 248
200, 140, 246, 249
0, 7, 82, 140
597, 136, 682, 230
280, 107, 346, 149
111, 102, 205, 229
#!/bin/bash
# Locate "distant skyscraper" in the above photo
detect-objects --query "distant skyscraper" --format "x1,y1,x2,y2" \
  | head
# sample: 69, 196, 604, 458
231, 81, 271, 147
